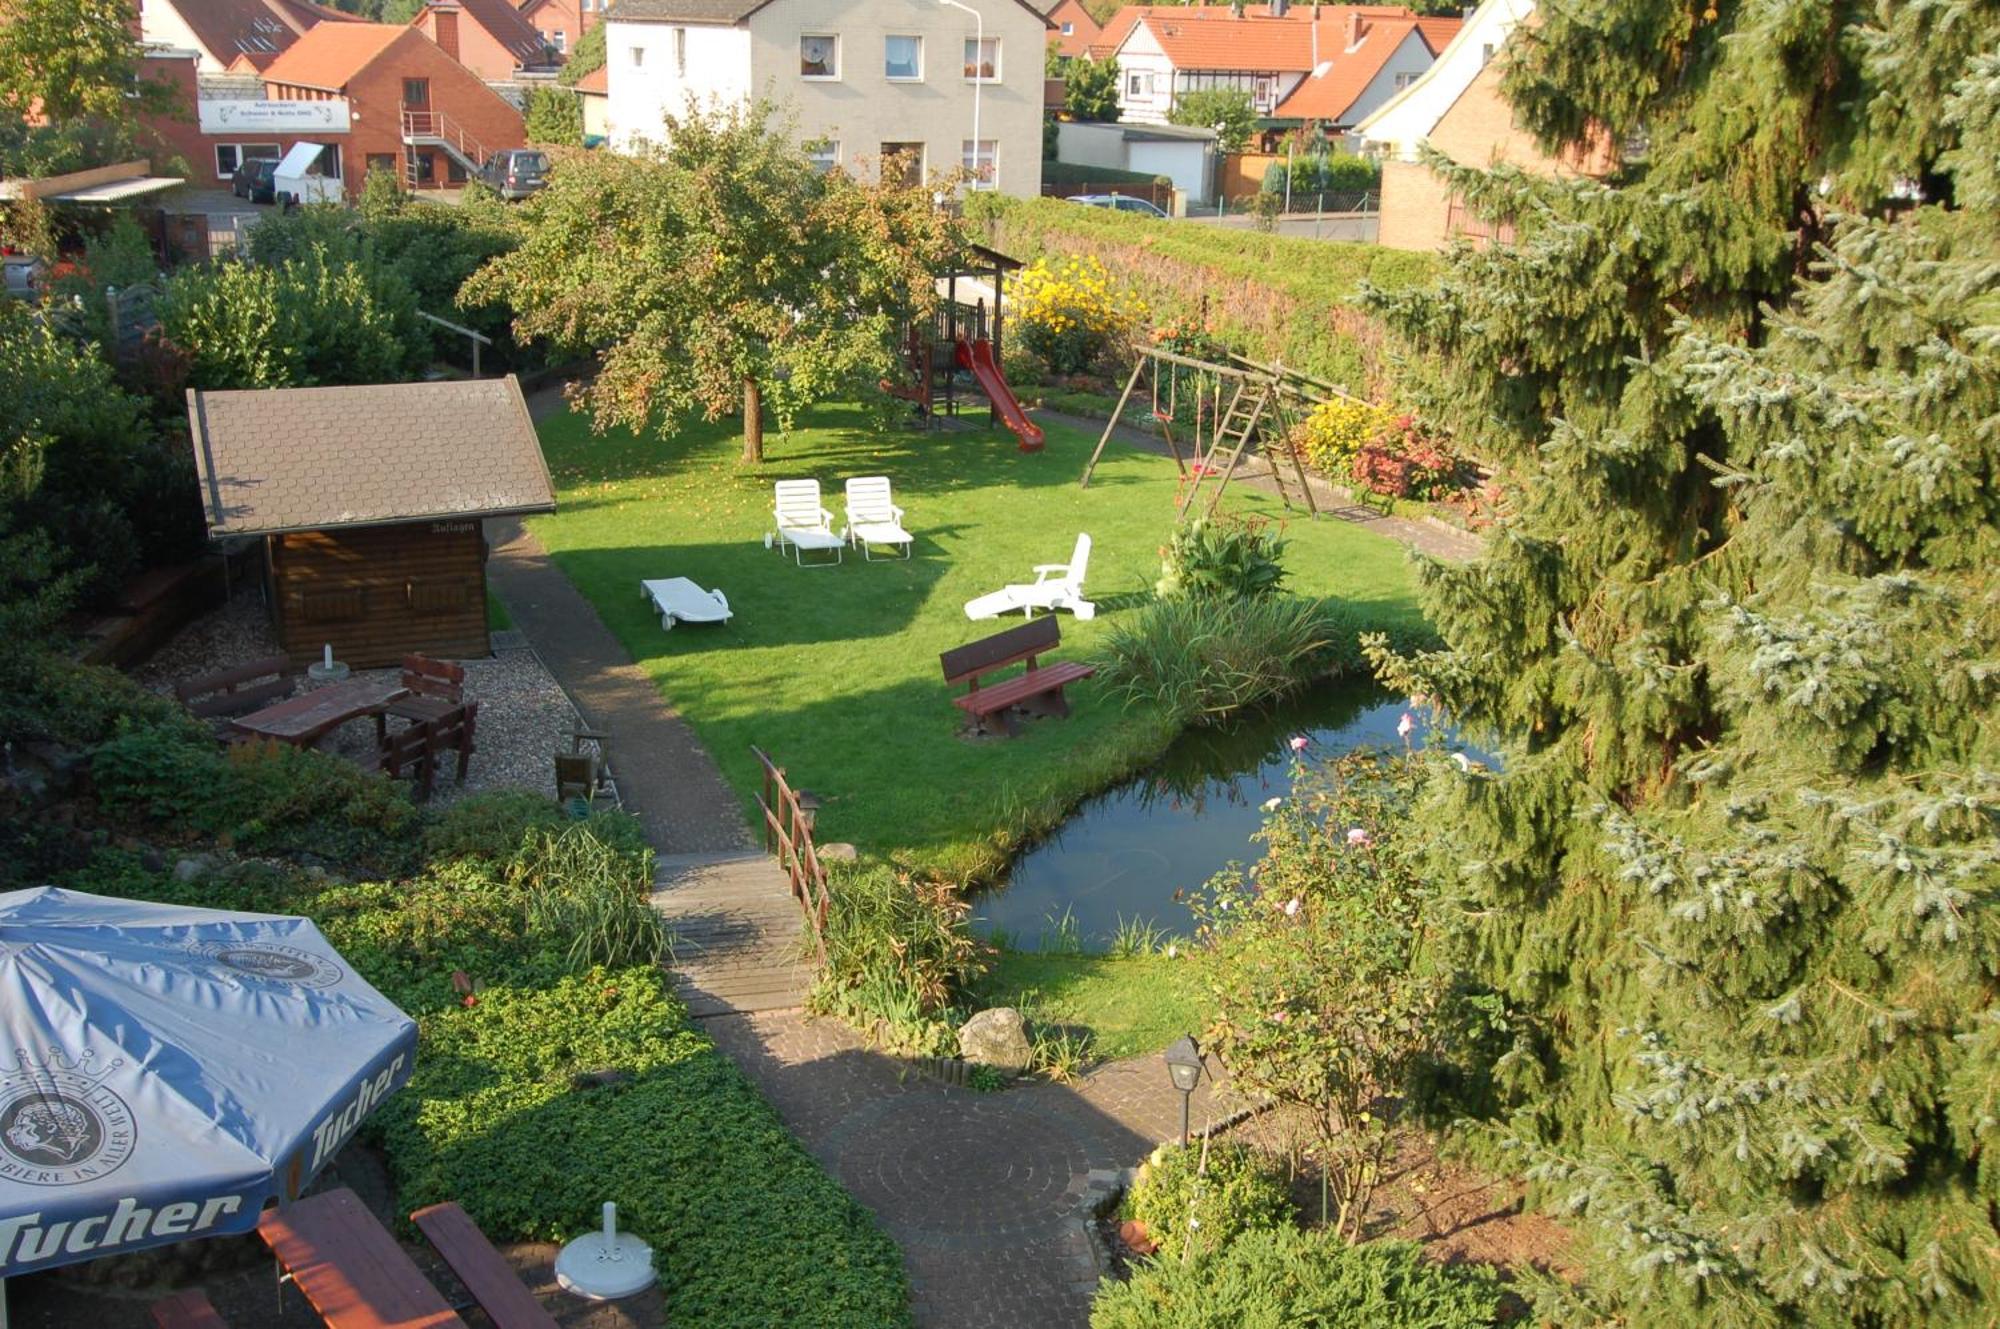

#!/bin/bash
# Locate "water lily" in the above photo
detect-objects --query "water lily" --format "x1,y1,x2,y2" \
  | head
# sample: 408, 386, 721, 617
1397, 711, 1416, 740
1283, 897, 1301, 917
1346, 827, 1372, 846
1165, 945, 1178, 959
1289, 735, 1310, 752
1451, 752, 1474, 773
1261, 796, 1283, 812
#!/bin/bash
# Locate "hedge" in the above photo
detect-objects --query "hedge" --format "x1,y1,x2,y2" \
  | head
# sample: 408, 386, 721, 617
977, 196, 1439, 396
1042, 160, 1171, 187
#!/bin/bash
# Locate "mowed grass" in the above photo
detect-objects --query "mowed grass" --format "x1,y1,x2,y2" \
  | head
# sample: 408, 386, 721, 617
526, 404, 1425, 879
976, 949, 1211, 1062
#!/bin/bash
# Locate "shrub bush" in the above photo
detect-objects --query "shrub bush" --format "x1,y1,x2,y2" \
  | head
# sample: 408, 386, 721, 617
1128, 1141, 1292, 1262
1294, 397, 1394, 476
1100, 596, 1352, 725
1260, 151, 1382, 202
1155, 515, 1288, 602
511, 823, 664, 969
1352, 417, 1465, 502
1091, 1228, 1501, 1329
1013, 254, 1144, 375
985, 197, 1436, 396
809, 862, 985, 1055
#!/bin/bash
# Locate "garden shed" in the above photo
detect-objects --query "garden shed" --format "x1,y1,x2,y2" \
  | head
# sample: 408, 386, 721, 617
187, 375, 555, 669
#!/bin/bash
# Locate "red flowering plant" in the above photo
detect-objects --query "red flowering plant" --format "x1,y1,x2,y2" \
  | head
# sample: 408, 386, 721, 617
1350, 414, 1465, 501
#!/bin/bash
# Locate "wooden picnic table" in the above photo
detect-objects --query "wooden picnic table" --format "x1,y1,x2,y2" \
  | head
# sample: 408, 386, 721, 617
231, 677, 410, 747
257, 1187, 467, 1329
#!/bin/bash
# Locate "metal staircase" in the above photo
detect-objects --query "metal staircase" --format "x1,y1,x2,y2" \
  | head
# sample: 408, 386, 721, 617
400, 110, 488, 187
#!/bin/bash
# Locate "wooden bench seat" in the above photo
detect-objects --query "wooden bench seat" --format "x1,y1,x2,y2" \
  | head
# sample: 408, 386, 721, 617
941, 617, 1097, 737
149, 1289, 229, 1329
379, 701, 478, 802
174, 654, 298, 721
412, 1202, 559, 1329
257, 1187, 466, 1328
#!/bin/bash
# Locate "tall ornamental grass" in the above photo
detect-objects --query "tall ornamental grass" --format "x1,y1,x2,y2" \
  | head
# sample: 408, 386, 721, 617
1099, 596, 1353, 726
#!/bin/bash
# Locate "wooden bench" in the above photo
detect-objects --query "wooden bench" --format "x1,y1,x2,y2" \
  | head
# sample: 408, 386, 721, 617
257, 1187, 466, 1328
411, 1202, 559, 1329
381, 654, 466, 728
174, 654, 297, 721
379, 701, 478, 801
149, 1289, 230, 1329
940, 616, 1096, 738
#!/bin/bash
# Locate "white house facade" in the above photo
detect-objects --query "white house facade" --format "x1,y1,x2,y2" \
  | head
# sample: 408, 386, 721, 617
604, 0, 1049, 197
1352, 0, 1533, 160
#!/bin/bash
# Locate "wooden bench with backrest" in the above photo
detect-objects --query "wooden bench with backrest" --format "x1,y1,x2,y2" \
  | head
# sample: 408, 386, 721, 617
381, 654, 466, 729
411, 1202, 560, 1329
379, 701, 478, 801
174, 655, 297, 721
940, 615, 1096, 737
149, 1289, 230, 1329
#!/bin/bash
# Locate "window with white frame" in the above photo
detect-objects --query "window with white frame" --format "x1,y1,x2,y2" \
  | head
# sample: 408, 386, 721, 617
800, 34, 838, 78
552, 29, 566, 52
961, 139, 997, 190
215, 142, 279, 177
1126, 70, 1151, 97
963, 36, 998, 81
1392, 70, 1417, 89
806, 140, 841, 174
630, 44, 645, 66
1061, 21, 1074, 35
673, 26, 686, 74
880, 141, 924, 186
884, 34, 922, 80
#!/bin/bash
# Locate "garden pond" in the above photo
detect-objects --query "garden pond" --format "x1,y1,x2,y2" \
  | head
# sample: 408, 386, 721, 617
975, 681, 1479, 951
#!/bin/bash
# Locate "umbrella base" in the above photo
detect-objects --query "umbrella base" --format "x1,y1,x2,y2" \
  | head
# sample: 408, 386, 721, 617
554, 1231, 655, 1301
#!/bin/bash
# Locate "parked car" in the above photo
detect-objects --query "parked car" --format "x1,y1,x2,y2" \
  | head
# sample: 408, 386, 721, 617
231, 158, 278, 204
479, 150, 548, 201
1069, 193, 1170, 219
2, 253, 47, 300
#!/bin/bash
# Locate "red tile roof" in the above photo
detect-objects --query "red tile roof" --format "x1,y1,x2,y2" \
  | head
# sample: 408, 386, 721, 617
421, 0, 546, 67
1095, 5, 1436, 73
1414, 16, 1460, 50
1274, 14, 1446, 121
573, 62, 607, 93
261, 20, 409, 88
156, 0, 354, 70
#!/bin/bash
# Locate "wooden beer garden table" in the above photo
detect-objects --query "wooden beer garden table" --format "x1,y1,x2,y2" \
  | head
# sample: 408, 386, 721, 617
257, 1187, 467, 1328
230, 677, 410, 748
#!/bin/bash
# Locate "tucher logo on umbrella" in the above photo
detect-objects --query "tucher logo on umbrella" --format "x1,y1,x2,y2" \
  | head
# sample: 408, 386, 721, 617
0, 1052, 135, 1189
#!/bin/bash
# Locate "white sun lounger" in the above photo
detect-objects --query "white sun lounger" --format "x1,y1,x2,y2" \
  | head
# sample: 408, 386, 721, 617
843, 476, 913, 560
964, 533, 1096, 621
640, 577, 732, 630
769, 479, 844, 566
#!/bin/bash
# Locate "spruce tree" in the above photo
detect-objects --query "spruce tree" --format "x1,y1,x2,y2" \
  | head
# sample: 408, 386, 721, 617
1362, 3, 1999, 1324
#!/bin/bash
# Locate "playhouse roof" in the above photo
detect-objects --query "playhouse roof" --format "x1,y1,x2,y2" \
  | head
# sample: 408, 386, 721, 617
188, 376, 556, 537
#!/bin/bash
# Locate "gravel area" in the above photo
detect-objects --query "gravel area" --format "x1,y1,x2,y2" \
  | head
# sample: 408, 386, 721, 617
131, 593, 611, 808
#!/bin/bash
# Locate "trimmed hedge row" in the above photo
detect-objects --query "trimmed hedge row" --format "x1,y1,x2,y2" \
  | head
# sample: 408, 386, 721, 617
976, 196, 1439, 396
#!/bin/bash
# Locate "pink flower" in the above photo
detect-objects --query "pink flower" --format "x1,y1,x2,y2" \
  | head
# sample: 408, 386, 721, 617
1397, 712, 1415, 740
1269, 1010, 1289, 1024
1283, 897, 1301, 917
1289, 735, 1309, 752
1346, 827, 1372, 846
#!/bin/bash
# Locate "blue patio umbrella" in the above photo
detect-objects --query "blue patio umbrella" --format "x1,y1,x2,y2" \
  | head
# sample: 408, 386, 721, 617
0, 886, 417, 1294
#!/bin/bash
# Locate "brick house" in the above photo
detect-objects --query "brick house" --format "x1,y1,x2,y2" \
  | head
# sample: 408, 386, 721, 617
1355, 0, 1613, 251
1043, 0, 1099, 60
260, 23, 527, 194
518, 0, 600, 61
409, 0, 555, 81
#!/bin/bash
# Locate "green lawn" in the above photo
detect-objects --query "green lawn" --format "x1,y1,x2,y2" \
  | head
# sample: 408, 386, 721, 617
526, 404, 1425, 880
976, 948, 1211, 1062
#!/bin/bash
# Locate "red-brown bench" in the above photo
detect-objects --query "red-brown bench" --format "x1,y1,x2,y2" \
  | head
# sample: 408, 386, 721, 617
379, 701, 478, 801
149, 1289, 229, 1329
941, 616, 1096, 738
174, 654, 298, 721
412, 1202, 559, 1329
257, 1187, 466, 1328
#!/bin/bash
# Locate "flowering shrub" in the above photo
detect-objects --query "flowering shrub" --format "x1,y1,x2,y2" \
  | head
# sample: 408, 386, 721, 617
1149, 312, 1223, 360
1293, 397, 1394, 475
1013, 255, 1143, 375
1351, 416, 1462, 502
1155, 514, 1288, 601
1128, 1141, 1292, 1263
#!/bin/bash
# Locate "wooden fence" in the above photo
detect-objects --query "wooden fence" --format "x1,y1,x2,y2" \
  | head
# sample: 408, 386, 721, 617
752, 746, 831, 963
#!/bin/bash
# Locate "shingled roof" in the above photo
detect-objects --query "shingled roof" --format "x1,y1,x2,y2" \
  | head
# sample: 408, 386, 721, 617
188, 377, 556, 537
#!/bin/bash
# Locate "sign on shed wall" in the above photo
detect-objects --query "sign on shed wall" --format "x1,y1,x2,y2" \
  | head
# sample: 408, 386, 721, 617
198, 100, 351, 134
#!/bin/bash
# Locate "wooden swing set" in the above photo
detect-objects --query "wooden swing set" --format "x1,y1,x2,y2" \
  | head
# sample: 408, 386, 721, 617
1079, 345, 1341, 522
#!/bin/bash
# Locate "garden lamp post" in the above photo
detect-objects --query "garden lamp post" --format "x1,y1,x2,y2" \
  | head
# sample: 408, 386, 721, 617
939, 0, 984, 189
1163, 1035, 1203, 1146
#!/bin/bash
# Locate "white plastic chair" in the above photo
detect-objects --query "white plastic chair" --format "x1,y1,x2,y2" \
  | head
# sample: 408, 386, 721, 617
964, 533, 1096, 620
843, 476, 913, 561
769, 479, 844, 567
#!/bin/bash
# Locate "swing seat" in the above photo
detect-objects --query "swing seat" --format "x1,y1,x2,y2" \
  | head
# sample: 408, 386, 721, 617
1152, 410, 1174, 423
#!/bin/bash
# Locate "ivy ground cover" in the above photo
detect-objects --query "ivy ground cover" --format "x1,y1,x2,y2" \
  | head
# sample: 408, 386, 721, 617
527, 406, 1427, 879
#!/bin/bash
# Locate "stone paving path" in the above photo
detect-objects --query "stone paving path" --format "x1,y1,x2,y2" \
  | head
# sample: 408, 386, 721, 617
1042, 408, 1486, 564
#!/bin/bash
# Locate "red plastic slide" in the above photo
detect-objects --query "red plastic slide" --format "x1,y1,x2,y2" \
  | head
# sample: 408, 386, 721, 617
954, 336, 1045, 453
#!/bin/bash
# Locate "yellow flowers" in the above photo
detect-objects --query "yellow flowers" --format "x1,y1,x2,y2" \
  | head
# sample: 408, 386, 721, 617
1013, 256, 1145, 375
1293, 397, 1393, 474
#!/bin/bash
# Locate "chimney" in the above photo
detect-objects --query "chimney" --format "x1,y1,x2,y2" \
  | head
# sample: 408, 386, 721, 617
1271, 0, 1288, 15
433, 5, 459, 60
1345, 9, 1366, 47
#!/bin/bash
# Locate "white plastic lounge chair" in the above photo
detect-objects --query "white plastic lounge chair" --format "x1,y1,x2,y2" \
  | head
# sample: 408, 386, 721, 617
843, 476, 913, 561
640, 577, 732, 630
769, 480, 844, 567
964, 533, 1096, 621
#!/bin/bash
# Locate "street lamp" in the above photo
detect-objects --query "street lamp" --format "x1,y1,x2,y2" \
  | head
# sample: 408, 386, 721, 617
1163, 1035, 1203, 1147
938, 0, 984, 191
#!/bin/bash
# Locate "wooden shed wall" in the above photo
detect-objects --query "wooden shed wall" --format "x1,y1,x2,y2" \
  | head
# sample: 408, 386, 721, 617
269, 521, 489, 670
